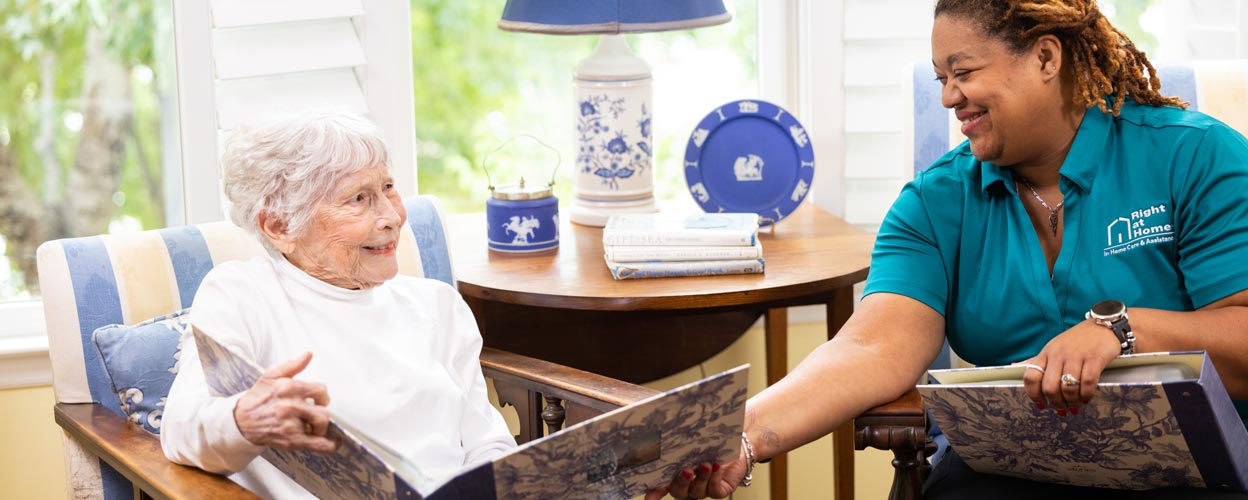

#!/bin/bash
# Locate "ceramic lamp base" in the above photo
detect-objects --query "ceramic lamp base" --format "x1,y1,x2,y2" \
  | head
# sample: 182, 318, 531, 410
572, 35, 658, 228
569, 196, 659, 227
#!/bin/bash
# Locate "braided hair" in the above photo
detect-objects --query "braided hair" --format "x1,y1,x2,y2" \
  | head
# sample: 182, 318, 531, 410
935, 0, 1187, 115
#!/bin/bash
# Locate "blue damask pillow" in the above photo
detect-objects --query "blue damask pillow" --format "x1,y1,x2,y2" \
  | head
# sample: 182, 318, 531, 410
92, 309, 189, 435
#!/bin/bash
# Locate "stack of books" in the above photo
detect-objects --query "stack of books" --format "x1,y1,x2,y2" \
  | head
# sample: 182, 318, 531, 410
602, 213, 764, 280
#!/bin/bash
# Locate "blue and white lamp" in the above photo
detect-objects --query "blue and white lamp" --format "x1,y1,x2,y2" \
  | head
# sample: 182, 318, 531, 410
498, 0, 732, 227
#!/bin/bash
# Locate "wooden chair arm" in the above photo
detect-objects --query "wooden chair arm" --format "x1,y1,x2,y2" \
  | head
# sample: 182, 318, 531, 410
481, 346, 659, 412
481, 346, 661, 442
853, 389, 928, 500
854, 388, 926, 451
55, 403, 259, 500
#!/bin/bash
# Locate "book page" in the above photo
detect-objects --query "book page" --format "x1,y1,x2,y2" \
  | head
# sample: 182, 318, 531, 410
486, 366, 749, 499
918, 352, 1217, 490
193, 326, 420, 500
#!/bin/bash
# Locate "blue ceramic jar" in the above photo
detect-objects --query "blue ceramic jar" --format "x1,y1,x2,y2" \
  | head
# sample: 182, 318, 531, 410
486, 180, 559, 252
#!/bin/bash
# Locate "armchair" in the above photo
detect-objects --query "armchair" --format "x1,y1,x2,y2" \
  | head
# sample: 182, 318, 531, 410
853, 59, 1248, 500
36, 194, 659, 500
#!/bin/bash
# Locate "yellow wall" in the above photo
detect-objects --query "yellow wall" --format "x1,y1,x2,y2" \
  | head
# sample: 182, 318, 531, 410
0, 385, 68, 499
10, 318, 894, 500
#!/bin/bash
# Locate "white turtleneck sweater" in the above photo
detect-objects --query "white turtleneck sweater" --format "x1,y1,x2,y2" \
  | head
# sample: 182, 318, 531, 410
161, 256, 515, 499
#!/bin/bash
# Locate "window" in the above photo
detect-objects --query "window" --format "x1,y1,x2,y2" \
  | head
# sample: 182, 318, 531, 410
409, 0, 759, 213
0, 1, 181, 331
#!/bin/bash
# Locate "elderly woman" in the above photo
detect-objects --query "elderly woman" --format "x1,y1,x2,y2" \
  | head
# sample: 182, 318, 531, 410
161, 112, 515, 498
652, 1, 1248, 499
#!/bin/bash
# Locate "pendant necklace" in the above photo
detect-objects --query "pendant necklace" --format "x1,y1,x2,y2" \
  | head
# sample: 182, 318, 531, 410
1017, 176, 1062, 236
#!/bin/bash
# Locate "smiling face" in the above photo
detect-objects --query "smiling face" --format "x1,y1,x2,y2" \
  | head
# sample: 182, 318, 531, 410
931, 14, 1069, 169
267, 164, 406, 290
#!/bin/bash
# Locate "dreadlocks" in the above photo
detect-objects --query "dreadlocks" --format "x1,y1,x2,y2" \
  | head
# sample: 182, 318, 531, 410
935, 0, 1187, 116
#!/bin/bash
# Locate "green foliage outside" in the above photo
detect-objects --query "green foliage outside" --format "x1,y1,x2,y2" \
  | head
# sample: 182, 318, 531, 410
1105, 0, 1160, 57
409, 0, 758, 213
0, 0, 170, 299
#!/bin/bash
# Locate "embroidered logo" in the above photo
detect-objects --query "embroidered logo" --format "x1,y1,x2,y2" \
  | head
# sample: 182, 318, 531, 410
1103, 203, 1174, 256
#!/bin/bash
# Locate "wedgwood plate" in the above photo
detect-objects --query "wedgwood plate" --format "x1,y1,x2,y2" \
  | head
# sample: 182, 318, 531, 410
683, 99, 815, 225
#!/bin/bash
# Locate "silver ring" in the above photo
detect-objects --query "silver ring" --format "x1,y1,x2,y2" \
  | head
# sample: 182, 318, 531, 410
1018, 363, 1045, 375
1061, 373, 1080, 386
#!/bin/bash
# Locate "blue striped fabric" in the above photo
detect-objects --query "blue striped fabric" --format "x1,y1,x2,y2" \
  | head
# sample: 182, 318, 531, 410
1158, 65, 1199, 110
913, 63, 950, 176
63, 237, 126, 415
62, 237, 134, 500
158, 226, 214, 308
404, 196, 454, 286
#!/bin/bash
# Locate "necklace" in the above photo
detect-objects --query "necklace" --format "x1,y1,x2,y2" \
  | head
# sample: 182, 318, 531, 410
1017, 176, 1063, 236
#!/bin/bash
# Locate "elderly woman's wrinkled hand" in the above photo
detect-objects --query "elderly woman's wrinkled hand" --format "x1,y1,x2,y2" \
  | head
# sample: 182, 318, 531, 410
233, 352, 337, 453
1018, 321, 1122, 415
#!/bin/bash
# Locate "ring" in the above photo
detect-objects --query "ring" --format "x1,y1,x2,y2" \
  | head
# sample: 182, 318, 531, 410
1017, 363, 1045, 374
1061, 373, 1080, 386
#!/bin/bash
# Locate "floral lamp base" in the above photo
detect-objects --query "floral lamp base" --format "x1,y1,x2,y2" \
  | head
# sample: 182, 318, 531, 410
572, 35, 660, 227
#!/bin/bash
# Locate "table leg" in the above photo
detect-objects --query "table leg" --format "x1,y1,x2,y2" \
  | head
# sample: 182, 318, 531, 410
764, 308, 788, 500
829, 287, 856, 500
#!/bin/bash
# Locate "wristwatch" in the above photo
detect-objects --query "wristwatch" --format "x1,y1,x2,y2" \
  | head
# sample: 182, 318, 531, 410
1086, 300, 1136, 355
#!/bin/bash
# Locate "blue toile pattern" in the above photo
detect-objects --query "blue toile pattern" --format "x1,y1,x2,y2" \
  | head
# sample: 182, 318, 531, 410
922, 384, 1202, 490
491, 367, 747, 499
577, 95, 651, 189
93, 309, 190, 435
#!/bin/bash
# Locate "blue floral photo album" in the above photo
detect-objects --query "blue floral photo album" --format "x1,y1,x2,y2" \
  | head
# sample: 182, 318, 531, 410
918, 351, 1248, 492
193, 327, 748, 500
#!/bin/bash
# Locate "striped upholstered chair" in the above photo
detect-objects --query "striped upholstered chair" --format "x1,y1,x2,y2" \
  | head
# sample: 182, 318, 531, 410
37, 194, 656, 499
851, 59, 1248, 500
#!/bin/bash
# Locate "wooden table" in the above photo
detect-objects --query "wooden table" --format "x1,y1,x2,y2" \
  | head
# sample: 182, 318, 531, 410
450, 203, 873, 500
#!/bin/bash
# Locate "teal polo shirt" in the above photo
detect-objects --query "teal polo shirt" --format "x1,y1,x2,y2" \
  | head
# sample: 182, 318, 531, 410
864, 101, 1248, 426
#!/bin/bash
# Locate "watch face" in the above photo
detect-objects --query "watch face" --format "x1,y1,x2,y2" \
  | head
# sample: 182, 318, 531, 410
1091, 299, 1126, 318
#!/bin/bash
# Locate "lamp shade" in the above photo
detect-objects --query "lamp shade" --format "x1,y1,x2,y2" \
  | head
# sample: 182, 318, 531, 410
498, 0, 731, 34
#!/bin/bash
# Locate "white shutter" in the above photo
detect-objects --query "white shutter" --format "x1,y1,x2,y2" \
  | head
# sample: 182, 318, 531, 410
840, 0, 934, 227
172, 0, 416, 224
1158, 0, 1243, 61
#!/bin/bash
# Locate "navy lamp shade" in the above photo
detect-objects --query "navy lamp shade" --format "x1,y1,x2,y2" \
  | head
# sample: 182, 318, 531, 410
498, 0, 731, 34
498, 0, 731, 226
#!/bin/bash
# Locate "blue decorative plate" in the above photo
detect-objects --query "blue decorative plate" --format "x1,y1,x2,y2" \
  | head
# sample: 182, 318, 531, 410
684, 100, 815, 225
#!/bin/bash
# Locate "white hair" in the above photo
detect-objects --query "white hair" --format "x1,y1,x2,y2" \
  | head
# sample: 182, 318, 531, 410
221, 111, 391, 256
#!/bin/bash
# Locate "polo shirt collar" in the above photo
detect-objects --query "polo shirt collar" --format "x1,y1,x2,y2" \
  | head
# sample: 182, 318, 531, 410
979, 106, 1112, 194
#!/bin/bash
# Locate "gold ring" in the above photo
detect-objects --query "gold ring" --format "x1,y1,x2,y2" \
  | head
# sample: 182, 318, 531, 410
1061, 373, 1080, 386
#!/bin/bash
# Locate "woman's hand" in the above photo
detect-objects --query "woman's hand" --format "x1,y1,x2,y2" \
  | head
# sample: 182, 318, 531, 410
233, 352, 337, 453
644, 447, 748, 500
1019, 320, 1122, 414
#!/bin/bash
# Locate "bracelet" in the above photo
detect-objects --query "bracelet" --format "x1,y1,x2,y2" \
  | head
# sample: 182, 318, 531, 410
740, 432, 756, 488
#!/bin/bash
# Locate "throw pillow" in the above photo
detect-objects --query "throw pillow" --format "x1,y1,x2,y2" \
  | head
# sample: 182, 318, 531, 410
92, 309, 189, 435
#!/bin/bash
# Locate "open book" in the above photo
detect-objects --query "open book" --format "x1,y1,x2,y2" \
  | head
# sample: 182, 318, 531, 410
918, 352, 1248, 492
193, 327, 747, 500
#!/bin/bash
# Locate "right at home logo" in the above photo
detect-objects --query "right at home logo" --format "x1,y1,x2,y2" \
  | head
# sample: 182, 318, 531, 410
1103, 203, 1174, 256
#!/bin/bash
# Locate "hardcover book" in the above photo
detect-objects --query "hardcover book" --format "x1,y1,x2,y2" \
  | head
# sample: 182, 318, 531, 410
603, 242, 764, 263
602, 213, 759, 247
603, 257, 765, 280
918, 352, 1248, 492
193, 327, 748, 500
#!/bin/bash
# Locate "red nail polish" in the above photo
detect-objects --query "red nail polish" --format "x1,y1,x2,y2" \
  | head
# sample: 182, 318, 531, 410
713, 463, 721, 472
1071, 406, 1079, 415
1057, 409, 1067, 417
699, 464, 712, 474
1036, 402, 1046, 410
681, 470, 694, 480
1082, 398, 1090, 404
